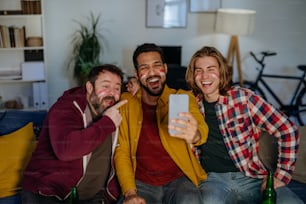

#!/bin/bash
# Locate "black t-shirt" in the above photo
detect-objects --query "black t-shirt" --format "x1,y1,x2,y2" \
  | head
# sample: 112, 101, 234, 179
200, 100, 238, 173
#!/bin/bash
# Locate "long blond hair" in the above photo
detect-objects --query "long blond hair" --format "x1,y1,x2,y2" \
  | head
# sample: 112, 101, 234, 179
185, 46, 232, 96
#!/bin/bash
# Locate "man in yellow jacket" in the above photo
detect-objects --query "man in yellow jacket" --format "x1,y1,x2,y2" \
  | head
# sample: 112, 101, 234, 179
114, 43, 208, 204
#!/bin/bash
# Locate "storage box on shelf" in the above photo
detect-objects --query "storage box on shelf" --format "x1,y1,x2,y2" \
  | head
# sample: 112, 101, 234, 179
0, 0, 47, 111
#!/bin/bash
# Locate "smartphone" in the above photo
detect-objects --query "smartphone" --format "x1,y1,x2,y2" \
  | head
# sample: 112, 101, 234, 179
168, 94, 189, 135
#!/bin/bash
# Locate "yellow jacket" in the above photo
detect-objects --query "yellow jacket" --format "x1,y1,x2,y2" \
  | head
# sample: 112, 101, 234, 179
114, 85, 208, 194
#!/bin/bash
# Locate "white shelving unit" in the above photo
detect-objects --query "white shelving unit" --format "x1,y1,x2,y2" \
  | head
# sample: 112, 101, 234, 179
0, 0, 47, 110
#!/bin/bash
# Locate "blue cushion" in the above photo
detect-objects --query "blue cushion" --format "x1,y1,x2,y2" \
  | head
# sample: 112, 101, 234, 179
0, 193, 21, 204
0, 110, 47, 137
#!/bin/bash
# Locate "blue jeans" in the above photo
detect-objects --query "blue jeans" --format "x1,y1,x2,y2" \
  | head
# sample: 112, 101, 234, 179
135, 176, 201, 204
199, 172, 303, 204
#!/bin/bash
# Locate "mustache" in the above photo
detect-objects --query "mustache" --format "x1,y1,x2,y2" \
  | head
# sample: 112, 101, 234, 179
92, 95, 116, 121
100, 95, 116, 103
91, 95, 115, 110
146, 75, 161, 82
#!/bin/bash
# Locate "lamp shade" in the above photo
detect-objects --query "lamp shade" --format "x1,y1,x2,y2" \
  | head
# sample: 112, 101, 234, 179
215, 8, 256, 36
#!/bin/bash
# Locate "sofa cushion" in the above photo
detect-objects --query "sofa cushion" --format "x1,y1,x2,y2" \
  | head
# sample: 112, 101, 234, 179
0, 110, 47, 137
0, 194, 21, 204
292, 126, 306, 183
258, 131, 278, 171
0, 122, 36, 198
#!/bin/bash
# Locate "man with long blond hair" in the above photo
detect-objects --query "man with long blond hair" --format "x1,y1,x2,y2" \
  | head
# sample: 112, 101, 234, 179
185, 46, 302, 204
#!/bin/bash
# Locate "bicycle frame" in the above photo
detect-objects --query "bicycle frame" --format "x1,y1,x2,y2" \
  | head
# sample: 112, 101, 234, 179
257, 73, 306, 107
237, 51, 306, 125
248, 51, 306, 108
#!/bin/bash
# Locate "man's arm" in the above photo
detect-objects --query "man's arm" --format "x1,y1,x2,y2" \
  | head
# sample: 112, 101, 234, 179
249, 93, 300, 185
114, 96, 138, 195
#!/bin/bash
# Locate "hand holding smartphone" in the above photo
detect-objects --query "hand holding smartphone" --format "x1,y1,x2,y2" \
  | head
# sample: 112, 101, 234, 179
168, 94, 189, 135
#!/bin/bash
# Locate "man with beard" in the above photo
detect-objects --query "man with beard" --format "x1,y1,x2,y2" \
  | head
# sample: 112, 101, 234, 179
22, 64, 127, 204
114, 43, 209, 204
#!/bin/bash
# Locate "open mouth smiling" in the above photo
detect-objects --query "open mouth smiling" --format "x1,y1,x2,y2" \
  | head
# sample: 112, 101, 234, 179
202, 81, 212, 87
147, 77, 160, 88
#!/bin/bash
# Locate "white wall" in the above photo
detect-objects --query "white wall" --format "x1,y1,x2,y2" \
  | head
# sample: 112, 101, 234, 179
43, 0, 306, 106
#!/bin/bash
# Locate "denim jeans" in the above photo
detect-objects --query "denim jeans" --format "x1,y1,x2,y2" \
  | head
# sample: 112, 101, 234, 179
199, 172, 303, 204
135, 176, 201, 204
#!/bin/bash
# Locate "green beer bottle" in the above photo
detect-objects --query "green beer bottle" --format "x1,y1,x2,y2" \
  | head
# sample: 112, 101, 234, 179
68, 186, 79, 204
262, 171, 276, 204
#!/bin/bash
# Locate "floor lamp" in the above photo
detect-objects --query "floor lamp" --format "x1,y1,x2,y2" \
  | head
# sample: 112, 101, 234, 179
215, 8, 256, 85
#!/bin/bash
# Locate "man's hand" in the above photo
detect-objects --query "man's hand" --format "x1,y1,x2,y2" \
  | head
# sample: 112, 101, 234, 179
123, 189, 146, 204
168, 112, 200, 144
103, 99, 127, 127
261, 174, 286, 192
123, 194, 146, 204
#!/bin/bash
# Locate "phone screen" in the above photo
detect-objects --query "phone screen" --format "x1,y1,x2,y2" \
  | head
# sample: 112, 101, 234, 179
168, 94, 189, 135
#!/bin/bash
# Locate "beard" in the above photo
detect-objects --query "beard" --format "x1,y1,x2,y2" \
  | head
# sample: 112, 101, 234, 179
141, 84, 164, 96
140, 76, 166, 96
90, 94, 116, 117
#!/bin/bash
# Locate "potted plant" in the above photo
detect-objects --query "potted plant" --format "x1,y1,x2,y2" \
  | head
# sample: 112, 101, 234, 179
69, 12, 106, 85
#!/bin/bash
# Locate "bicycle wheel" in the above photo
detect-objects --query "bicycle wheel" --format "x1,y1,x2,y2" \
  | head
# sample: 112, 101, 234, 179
232, 81, 267, 100
296, 87, 306, 125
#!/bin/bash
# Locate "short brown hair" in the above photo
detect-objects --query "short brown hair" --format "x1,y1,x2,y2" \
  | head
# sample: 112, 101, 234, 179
87, 64, 124, 85
185, 46, 232, 96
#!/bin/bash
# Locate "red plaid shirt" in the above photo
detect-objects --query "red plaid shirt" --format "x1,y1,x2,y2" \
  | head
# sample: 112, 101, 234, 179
196, 86, 299, 185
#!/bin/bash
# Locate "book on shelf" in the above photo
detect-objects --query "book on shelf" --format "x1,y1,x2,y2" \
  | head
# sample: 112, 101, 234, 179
20, 26, 26, 47
0, 25, 26, 48
14, 26, 26, 48
0, 25, 10, 48
21, 0, 41, 15
14, 27, 20, 47
0, 30, 2, 48
8, 26, 15, 48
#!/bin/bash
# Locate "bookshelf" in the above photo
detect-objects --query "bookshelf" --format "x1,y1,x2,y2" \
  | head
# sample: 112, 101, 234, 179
0, 0, 47, 110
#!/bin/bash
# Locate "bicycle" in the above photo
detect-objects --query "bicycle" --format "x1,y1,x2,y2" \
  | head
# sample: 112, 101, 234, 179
232, 51, 306, 125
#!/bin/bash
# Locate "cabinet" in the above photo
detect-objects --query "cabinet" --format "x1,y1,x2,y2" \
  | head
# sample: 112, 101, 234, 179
0, 0, 47, 110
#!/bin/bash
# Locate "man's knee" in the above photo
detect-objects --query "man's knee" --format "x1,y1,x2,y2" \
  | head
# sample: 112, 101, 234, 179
173, 190, 201, 204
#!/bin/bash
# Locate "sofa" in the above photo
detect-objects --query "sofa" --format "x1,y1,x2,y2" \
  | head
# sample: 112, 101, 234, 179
0, 110, 305, 203
0, 110, 47, 204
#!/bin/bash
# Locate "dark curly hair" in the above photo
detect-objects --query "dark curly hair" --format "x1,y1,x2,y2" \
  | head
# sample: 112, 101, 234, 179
132, 43, 166, 70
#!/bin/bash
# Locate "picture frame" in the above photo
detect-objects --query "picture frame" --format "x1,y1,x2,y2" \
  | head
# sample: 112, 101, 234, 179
189, 0, 221, 13
146, 0, 187, 28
